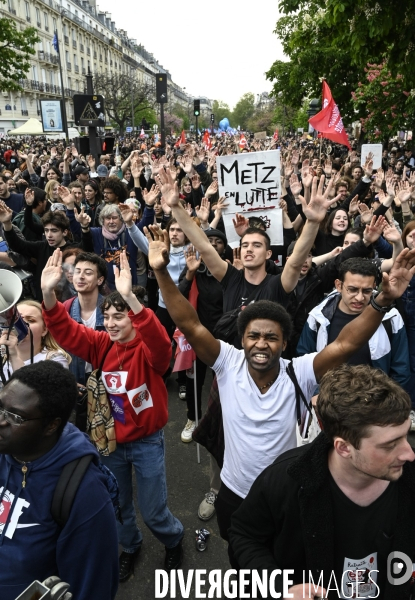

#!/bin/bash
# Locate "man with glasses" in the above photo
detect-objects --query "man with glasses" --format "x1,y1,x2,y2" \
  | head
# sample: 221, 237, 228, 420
297, 257, 410, 390
0, 360, 118, 600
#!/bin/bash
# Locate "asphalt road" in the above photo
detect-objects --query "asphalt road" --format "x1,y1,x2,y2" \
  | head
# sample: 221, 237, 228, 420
114, 371, 415, 600
115, 370, 229, 600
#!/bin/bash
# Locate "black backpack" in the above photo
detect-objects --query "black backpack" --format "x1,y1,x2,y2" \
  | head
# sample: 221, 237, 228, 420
51, 455, 121, 527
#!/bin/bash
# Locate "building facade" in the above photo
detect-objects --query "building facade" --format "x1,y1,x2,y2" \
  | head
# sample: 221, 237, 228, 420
1, 0, 191, 133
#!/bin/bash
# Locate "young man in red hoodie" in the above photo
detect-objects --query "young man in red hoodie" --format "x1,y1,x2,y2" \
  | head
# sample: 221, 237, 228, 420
41, 249, 184, 582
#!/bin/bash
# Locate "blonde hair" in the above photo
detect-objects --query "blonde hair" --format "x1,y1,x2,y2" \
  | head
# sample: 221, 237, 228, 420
18, 300, 71, 364
45, 179, 59, 201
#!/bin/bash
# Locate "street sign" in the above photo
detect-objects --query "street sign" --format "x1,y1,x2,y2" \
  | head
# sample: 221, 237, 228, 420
73, 94, 105, 127
126, 127, 133, 133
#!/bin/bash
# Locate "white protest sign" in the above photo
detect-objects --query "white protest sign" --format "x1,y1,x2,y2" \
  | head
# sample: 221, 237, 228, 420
361, 144, 383, 169
222, 210, 283, 249
216, 150, 283, 246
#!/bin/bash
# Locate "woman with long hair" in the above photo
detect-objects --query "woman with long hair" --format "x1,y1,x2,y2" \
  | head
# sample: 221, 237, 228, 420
0, 299, 70, 379
45, 179, 60, 203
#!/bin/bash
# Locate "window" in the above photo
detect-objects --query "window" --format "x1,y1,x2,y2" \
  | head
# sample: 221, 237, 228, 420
43, 12, 48, 30
65, 51, 69, 63
74, 54, 78, 66
25, 1, 30, 20
72, 28, 76, 40
52, 18, 57, 31
50, 71, 54, 86
68, 77, 72, 88
41, 68, 47, 84
32, 66, 38, 81
36, 8, 41, 25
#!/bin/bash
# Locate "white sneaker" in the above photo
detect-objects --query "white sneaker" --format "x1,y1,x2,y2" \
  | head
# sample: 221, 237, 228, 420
181, 419, 196, 443
198, 491, 217, 521
410, 411, 415, 431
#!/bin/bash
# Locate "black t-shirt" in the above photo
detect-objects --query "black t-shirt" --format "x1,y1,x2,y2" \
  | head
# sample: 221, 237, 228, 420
220, 264, 292, 313
327, 307, 372, 366
330, 475, 397, 599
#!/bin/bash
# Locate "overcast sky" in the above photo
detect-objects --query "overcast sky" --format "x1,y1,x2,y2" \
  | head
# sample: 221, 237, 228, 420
96, 0, 285, 110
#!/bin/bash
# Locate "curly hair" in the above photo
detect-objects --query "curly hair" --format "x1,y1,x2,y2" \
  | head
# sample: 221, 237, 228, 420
237, 300, 293, 341
8, 361, 77, 434
317, 364, 411, 449
101, 176, 128, 202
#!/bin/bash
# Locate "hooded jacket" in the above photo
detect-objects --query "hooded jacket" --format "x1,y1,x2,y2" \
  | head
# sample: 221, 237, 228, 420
297, 291, 410, 389
229, 433, 415, 600
0, 423, 118, 600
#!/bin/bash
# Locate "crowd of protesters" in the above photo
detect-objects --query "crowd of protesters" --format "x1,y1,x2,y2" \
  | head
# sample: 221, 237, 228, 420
1, 131, 415, 599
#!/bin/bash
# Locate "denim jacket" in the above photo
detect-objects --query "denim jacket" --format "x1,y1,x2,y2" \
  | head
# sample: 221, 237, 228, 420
67, 294, 106, 384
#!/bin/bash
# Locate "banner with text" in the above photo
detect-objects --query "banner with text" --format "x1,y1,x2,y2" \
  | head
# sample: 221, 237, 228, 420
216, 150, 282, 247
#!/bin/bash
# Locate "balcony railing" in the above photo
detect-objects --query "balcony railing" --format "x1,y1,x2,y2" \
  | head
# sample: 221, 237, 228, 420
72, 40, 77, 49
80, 43, 84, 52
64, 35, 69, 44
18, 79, 65, 96
74, 65, 79, 73
21, 109, 29, 116
38, 51, 59, 65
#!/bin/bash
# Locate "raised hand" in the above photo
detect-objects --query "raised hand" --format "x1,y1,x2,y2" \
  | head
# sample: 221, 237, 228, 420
182, 156, 194, 174
71, 145, 79, 158
0, 200, 13, 223
323, 158, 332, 177
191, 173, 201, 190
363, 215, 387, 245
383, 222, 402, 245
195, 197, 210, 223
50, 146, 57, 159
118, 204, 134, 227
143, 184, 159, 206
301, 176, 336, 223
155, 168, 180, 208
380, 248, 415, 303
41, 248, 64, 293
113, 250, 132, 298
144, 224, 170, 271
86, 154, 96, 170
24, 188, 35, 206
363, 152, 374, 177
348, 195, 360, 215
301, 159, 310, 180
74, 207, 91, 228
231, 247, 243, 270
374, 168, 384, 189
214, 196, 227, 219
205, 180, 218, 198
397, 181, 411, 203
232, 212, 249, 237
289, 173, 302, 197
184, 245, 202, 273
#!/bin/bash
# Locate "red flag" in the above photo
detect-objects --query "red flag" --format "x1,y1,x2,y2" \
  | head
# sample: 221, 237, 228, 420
174, 130, 186, 148
308, 81, 351, 149
203, 130, 211, 150
239, 133, 247, 149
173, 279, 198, 372
273, 128, 279, 141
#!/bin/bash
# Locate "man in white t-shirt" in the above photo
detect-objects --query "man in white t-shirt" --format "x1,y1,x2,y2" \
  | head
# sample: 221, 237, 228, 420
145, 217, 415, 568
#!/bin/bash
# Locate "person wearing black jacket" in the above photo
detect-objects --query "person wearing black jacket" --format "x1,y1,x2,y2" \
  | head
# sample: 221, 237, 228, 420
0, 203, 93, 301
229, 364, 415, 600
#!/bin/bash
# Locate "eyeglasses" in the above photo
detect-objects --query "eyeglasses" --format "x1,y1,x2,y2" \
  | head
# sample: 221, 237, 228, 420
0, 407, 44, 426
343, 285, 374, 297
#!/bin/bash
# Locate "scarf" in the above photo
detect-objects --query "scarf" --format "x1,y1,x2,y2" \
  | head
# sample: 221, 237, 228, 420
102, 222, 126, 241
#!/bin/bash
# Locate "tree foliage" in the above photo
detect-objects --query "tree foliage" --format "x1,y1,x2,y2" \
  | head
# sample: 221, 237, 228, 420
352, 60, 415, 142
231, 93, 256, 130
211, 100, 231, 125
0, 1, 39, 92
93, 73, 155, 131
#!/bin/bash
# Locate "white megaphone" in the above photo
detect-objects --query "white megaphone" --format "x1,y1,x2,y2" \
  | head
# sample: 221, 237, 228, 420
0, 270, 28, 348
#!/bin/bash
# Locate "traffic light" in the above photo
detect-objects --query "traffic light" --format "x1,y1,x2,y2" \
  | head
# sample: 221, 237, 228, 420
194, 99, 200, 117
210, 113, 215, 123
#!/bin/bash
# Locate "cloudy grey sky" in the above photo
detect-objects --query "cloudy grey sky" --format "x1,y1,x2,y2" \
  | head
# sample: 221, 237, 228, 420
96, 0, 284, 109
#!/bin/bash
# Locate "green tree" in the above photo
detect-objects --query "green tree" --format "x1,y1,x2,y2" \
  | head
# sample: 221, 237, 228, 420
0, 1, 39, 92
94, 73, 155, 131
231, 93, 256, 130
211, 100, 231, 126
352, 60, 415, 142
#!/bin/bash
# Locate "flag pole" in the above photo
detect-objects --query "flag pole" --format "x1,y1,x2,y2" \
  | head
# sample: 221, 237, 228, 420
319, 135, 323, 160
193, 359, 200, 464
53, 30, 69, 142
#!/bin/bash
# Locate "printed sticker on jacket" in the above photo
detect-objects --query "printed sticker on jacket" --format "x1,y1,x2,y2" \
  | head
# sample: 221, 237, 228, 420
102, 371, 128, 394
341, 553, 378, 599
127, 384, 153, 415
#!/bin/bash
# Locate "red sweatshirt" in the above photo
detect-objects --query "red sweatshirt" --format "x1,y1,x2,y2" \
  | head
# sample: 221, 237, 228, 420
42, 301, 171, 443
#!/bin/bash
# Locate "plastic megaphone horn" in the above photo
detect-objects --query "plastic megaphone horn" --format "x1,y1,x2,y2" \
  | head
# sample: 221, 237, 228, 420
0, 270, 28, 350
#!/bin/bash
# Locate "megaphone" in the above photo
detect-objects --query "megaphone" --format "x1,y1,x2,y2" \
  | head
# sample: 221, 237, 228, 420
0, 270, 28, 345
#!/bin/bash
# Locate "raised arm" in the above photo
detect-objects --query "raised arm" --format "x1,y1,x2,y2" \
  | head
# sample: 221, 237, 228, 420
156, 167, 228, 282
281, 176, 337, 293
145, 225, 221, 367
313, 248, 415, 381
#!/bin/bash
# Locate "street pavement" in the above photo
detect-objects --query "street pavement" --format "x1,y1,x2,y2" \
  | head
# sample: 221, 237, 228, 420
115, 369, 229, 600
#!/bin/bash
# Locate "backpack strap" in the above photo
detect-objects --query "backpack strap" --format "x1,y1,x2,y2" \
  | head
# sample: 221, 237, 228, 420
382, 317, 393, 346
51, 455, 94, 527
286, 362, 312, 425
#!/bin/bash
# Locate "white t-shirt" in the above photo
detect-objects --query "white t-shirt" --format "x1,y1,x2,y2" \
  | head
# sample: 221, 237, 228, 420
212, 341, 318, 499
81, 309, 97, 374
2, 348, 69, 380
